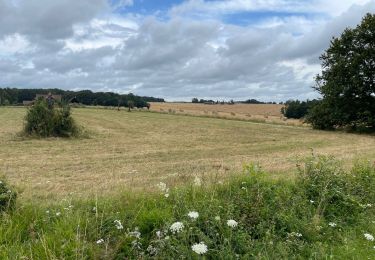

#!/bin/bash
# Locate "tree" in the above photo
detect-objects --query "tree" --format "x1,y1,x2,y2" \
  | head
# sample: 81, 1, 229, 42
192, 98, 199, 103
127, 100, 134, 112
282, 99, 319, 119
307, 13, 375, 131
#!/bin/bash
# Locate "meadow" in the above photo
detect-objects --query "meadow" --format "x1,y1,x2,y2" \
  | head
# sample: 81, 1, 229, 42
1, 106, 375, 202
149, 102, 303, 126
1, 106, 375, 259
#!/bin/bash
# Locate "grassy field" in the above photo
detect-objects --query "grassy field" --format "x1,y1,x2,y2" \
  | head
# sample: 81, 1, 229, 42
149, 102, 303, 126
1, 106, 375, 259
1, 106, 375, 202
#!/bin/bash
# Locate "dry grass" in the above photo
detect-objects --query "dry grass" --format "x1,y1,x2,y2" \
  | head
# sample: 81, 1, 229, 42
1, 107, 375, 202
149, 102, 302, 125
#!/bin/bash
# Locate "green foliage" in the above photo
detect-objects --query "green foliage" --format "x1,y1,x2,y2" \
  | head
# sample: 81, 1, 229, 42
281, 99, 319, 119
24, 98, 80, 137
0, 179, 17, 213
0, 158, 374, 258
0, 87, 164, 107
307, 13, 375, 131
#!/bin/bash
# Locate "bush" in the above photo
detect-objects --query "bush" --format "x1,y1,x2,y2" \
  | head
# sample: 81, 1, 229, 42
24, 98, 80, 137
281, 99, 319, 119
0, 180, 17, 213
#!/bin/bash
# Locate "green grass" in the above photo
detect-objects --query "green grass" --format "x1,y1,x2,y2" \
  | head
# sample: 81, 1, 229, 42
1, 156, 374, 259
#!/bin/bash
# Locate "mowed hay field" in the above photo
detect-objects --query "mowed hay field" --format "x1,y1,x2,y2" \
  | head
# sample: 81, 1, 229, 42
1, 107, 375, 202
150, 102, 302, 125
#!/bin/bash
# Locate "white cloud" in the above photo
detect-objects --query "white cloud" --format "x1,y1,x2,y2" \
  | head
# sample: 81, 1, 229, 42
0, 0, 374, 101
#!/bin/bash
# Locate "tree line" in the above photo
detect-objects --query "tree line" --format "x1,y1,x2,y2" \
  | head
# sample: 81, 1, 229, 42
0, 88, 164, 108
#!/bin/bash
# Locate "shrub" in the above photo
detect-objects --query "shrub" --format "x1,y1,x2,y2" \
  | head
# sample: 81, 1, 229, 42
0, 179, 17, 212
281, 99, 319, 119
24, 98, 80, 137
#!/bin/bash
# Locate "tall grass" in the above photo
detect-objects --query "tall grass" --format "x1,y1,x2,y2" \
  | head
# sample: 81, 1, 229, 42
0, 156, 374, 259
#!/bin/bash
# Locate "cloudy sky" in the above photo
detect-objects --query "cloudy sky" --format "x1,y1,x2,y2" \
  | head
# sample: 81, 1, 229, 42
0, 0, 374, 101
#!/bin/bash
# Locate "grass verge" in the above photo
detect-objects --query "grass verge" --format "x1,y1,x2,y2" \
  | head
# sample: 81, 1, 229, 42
1, 156, 374, 259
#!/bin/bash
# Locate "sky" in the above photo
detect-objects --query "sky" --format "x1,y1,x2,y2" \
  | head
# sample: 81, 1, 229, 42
0, 0, 374, 101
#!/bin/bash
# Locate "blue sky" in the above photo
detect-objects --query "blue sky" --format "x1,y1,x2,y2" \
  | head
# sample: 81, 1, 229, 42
0, 0, 374, 101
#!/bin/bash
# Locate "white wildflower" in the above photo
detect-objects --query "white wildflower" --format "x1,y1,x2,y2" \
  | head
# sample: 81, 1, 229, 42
96, 239, 104, 244
188, 211, 199, 220
193, 177, 202, 187
165, 236, 170, 240
46, 210, 50, 214
170, 222, 184, 233
289, 232, 302, 237
92, 207, 97, 212
156, 230, 162, 238
56, 212, 61, 216
310, 200, 314, 204
164, 193, 169, 198
157, 182, 169, 193
328, 222, 337, 227
191, 242, 208, 255
227, 219, 238, 228
215, 216, 221, 221
364, 233, 374, 241
147, 245, 158, 255
114, 220, 123, 230
129, 228, 141, 239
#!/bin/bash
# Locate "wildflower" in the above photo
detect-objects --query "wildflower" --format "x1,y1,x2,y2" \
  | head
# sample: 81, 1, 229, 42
364, 233, 374, 241
289, 232, 302, 237
165, 236, 170, 240
328, 222, 337, 227
92, 207, 97, 212
46, 210, 50, 214
241, 187, 247, 190
129, 228, 141, 239
114, 220, 123, 230
157, 182, 169, 193
170, 222, 184, 233
56, 212, 61, 216
194, 177, 202, 187
215, 216, 221, 221
96, 239, 104, 244
156, 230, 162, 238
227, 219, 238, 228
164, 193, 169, 198
188, 211, 199, 220
147, 245, 158, 255
310, 200, 314, 204
191, 242, 208, 255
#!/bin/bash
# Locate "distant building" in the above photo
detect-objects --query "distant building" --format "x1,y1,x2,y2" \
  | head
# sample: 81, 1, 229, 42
23, 101, 34, 106
22, 93, 63, 106
35, 94, 62, 102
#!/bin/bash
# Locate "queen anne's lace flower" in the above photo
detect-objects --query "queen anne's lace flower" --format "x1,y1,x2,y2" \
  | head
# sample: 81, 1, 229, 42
191, 242, 208, 255
328, 222, 337, 227
96, 239, 104, 244
114, 220, 123, 230
227, 219, 238, 228
170, 222, 184, 233
364, 233, 374, 241
188, 211, 199, 220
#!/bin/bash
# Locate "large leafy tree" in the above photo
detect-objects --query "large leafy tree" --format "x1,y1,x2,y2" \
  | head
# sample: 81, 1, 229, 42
307, 13, 375, 131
